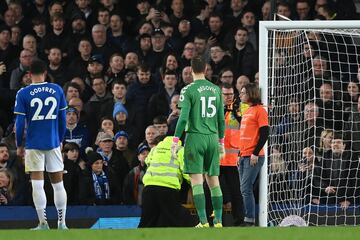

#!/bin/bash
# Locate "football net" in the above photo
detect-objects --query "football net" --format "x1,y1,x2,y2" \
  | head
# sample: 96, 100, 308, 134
259, 21, 360, 226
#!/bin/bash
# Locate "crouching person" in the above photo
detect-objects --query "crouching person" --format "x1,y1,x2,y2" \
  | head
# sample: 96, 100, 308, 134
138, 136, 192, 227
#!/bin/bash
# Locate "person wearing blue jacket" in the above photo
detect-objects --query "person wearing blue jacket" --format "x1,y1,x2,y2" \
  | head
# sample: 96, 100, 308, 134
63, 106, 90, 159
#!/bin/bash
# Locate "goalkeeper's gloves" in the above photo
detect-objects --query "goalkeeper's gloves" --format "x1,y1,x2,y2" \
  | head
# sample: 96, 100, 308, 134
219, 138, 225, 159
171, 137, 180, 160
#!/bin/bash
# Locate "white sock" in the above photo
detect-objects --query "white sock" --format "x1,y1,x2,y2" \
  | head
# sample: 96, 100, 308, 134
31, 180, 47, 224
51, 181, 67, 225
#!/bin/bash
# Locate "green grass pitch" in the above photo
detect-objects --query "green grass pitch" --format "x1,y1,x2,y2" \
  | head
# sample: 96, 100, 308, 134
1, 227, 360, 240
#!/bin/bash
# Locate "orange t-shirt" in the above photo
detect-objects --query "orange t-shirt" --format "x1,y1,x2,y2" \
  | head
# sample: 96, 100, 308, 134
239, 105, 268, 157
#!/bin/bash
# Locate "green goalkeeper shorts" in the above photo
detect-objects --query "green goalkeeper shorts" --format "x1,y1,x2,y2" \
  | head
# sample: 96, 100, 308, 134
183, 133, 220, 176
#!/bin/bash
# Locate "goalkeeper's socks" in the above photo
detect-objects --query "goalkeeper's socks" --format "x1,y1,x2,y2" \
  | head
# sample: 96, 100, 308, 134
210, 186, 223, 224
31, 180, 47, 224
51, 181, 67, 225
192, 184, 208, 224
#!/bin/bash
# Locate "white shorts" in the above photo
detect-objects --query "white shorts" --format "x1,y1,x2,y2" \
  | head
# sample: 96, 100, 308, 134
25, 147, 64, 173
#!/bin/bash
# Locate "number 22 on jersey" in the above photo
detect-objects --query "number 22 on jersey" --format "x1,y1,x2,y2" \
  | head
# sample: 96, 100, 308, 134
30, 96, 58, 121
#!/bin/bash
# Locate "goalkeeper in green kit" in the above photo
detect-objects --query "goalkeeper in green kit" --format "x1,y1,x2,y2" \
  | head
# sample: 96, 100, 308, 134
171, 57, 225, 228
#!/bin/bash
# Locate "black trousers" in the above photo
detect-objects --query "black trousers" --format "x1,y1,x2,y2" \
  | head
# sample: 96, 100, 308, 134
138, 185, 193, 228
219, 166, 244, 225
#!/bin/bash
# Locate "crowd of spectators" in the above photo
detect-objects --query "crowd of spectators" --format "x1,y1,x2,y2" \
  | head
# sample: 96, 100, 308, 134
0, 0, 359, 210
266, 1, 360, 212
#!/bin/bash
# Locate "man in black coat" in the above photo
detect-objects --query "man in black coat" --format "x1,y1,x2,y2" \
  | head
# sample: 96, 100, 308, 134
147, 69, 179, 124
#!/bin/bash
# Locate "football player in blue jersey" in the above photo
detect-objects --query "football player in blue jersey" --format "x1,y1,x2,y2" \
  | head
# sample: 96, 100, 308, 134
14, 59, 68, 230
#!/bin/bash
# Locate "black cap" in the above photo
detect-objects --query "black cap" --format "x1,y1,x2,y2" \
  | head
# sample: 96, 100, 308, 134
139, 33, 151, 40
211, 42, 228, 52
86, 151, 104, 167
88, 54, 104, 65
71, 12, 86, 22
151, 28, 165, 37
66, 106, 79, 118
0, 24, 11, 34
137, 143, 150, 154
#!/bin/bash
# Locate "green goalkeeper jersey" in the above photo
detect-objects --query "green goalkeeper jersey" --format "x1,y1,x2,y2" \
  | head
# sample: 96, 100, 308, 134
174, 79, 225, 139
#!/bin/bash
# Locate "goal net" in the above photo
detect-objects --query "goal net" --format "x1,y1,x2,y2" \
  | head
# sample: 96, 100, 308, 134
259, 21, 360, 226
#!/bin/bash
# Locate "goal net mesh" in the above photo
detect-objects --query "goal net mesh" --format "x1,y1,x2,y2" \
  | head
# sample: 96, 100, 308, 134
267, 28, 360, 226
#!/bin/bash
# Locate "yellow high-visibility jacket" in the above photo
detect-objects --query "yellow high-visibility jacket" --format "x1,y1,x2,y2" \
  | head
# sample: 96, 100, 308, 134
143, 136, 190, 190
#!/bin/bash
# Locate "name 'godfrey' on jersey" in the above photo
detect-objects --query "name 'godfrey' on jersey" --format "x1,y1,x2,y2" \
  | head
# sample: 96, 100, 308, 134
14, 82, 67, 150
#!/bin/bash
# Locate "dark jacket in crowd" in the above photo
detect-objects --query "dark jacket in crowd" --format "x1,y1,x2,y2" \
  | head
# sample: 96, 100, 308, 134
106, 149, 131, 204
312, 150, 353, 203
78, 168, 114, 205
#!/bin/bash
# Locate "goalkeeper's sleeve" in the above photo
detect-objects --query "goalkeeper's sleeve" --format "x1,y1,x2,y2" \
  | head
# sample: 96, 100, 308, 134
174, 105, 190, 138
217, 96, 225, 139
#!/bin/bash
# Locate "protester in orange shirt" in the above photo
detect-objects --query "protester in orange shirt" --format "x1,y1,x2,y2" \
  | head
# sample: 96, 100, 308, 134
238, 83, 269, 226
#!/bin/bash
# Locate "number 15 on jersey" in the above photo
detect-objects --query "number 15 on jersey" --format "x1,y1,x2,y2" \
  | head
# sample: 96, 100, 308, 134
200, 96, 216, 118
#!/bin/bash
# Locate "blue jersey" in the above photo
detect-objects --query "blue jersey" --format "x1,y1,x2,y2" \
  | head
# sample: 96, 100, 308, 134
14, 82, 67, 150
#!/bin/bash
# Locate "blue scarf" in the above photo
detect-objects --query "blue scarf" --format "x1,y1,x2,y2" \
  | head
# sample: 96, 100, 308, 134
92, 171, 110, 200
96, 148, 110, 165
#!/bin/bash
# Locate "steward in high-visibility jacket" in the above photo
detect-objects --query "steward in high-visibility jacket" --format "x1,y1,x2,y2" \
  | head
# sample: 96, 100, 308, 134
221, 102, 241, 166
221, 98, 248, 166
138, 136, 192, 228
219, 83, 248, 226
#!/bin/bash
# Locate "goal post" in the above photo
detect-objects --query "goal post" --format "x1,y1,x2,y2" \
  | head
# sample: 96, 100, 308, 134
258, 20, 360, 227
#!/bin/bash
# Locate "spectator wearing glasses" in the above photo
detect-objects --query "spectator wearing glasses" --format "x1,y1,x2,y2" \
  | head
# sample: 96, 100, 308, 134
217, 68, 234, 86
209, 43, 232, 82
220, 83, 244, 226
238, 83, 269, 226
180, 42, 195, 67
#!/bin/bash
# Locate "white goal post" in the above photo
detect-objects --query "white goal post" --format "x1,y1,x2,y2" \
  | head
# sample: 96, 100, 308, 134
259, 20, 360, 227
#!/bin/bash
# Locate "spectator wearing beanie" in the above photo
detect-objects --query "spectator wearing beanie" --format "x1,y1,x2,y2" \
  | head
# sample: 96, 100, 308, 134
113, 102, 137, 148
122, 142, 150, 205
78, 150, 113, 205
113, 101, 128, 122
61, 142, 82, 205
101, 80, 146, 147
63, 106, 90, 159
114, 130, 136, 168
